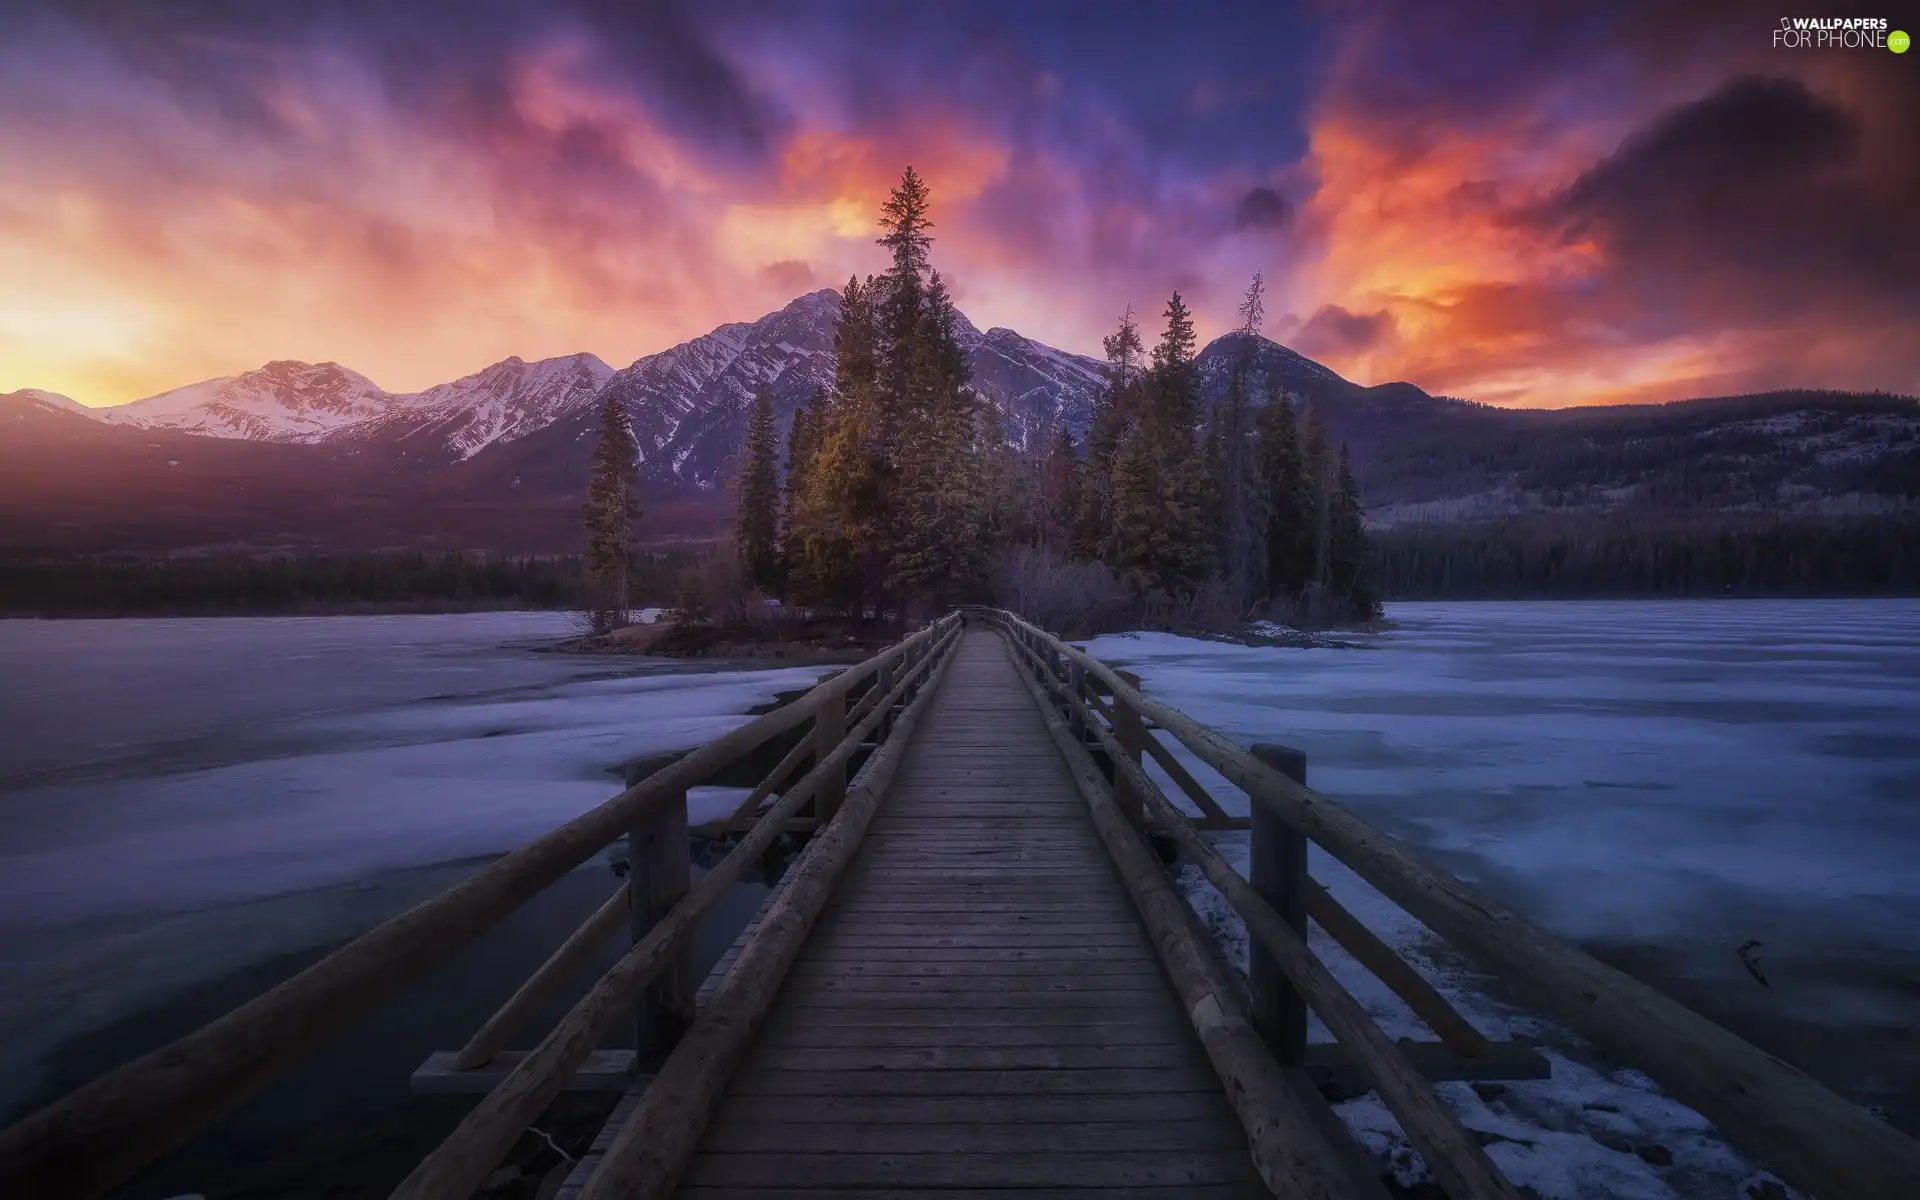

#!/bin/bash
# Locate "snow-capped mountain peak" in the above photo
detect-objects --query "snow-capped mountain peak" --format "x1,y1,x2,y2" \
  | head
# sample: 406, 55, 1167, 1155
373, 352, 614, 460
44, 289, 1311, 486
8, 388, 91, 416
97, 360, 392, 442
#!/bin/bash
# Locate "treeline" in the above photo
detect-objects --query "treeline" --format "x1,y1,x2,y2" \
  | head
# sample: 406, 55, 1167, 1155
724, 168, 1380, 630
1376, 516, 1920, 599
0, 551, 699, 616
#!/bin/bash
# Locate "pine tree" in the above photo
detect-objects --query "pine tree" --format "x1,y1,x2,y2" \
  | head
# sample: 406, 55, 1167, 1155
843, 169, 993, 612
805, 276, 883, 611
583, 390, 640, 628
1301, 396, 1334, 619
1257, 388, 1314, 607
1039, 423, 1082, 555
889, 261, 989, 607
1109, 293, 1214, 597
1208, 274, 1271, 609
736, 383, 781, 595
1074, 304, 1145, 560
1327, 443, 1381, 619
1149, 291, 1200, 425
779, 391, 815, 602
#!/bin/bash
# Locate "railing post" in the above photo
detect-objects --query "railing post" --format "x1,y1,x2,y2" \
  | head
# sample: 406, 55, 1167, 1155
1249, 743, 1310, 1066
625, 754, 693, 1070
876, 659, 894, 739
1112, 669, 1147, 829
814, 673, 847, 824
1068, 659, 1087, 740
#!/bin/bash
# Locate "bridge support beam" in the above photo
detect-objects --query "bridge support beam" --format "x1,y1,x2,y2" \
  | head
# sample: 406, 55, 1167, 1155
1250, 743, 1310, 1067
813, 673, 847, 824
626, 754, 693, 1071
1111, 670, 1147, 829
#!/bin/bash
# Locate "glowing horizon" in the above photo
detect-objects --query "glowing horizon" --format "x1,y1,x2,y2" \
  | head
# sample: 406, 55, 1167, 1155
3, 2, 1914, 411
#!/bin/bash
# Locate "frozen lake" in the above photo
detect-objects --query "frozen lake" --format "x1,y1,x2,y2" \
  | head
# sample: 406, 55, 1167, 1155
0, 613, 829, 1196
1087, 598, 1920, 1196
1, 602, 1913, 1197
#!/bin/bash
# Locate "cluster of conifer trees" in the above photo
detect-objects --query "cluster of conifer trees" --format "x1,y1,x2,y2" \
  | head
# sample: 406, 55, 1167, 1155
727, 168, 1380, 625
1049, 275, 1378, 622
731, 167, 991, 618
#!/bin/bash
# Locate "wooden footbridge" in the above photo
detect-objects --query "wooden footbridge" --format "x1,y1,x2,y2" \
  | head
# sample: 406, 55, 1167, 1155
4, 613, 1917, 1199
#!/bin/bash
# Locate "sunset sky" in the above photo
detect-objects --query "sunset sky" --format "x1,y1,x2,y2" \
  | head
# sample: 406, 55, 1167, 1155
2, 1, 1916, 409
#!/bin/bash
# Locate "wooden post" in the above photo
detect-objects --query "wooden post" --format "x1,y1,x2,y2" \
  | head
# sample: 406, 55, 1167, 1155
813, 674, 846, 824
1250, 743, 1310, 1066
1068, 659, 1087, 740
1111, 669, 1147, 829
626, 755, 692, 1071
876, 660, 894, 739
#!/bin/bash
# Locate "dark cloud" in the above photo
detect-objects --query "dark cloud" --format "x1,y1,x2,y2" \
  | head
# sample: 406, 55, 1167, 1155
26, 0, 789, 162
1527, 75, 1920, 319
1233, 186, 1290, 230
1293, 304, 1394, 359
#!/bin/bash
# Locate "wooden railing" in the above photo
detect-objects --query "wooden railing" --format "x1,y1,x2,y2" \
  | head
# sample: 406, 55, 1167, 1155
982, 607, 1920, 1200
0, 612, 965, 1200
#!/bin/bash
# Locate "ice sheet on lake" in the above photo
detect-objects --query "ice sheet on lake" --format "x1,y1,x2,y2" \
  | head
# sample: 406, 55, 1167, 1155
0, 613, 827, 1114
1087, 600, 1920, 1200
0, 666, 822, 926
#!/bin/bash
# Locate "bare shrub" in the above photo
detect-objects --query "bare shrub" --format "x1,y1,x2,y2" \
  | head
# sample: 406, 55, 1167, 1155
991, 545, 1135, 638
1138, 580, 1242, 635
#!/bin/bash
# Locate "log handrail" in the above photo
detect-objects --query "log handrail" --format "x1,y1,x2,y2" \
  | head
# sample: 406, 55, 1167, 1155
0, 613, 960, 1200
571, 612, 967, 1198
390, 616, 965, 1200
995, 616, 1520, 1200
996, 631, 1364, 1199
455, 880, 633, 1069
985, 607, 1920, 1200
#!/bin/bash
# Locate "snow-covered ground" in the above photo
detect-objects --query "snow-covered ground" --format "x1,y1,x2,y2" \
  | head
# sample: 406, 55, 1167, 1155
0, 613, 823, 1115
1084, 599, 1920, 1199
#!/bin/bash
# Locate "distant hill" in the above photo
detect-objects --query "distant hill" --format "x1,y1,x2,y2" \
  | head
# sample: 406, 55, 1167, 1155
4, 291, 1916, 556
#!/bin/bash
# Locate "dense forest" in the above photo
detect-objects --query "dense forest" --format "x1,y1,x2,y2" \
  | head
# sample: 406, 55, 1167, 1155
7, 518, 1914, 616
0, 552, 697, 617
1377, 516, 1920, 598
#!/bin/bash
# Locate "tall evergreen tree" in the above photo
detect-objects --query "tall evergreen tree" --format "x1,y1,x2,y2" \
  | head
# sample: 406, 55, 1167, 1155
889, 262, 989, 606
583, 391, 640, 626
805, 275, 883, 610
1327, 443, 1381, 618
1039, 423, 1082, 555
1208, 274, 1271, 608
1149, 291, 1200, 424
1110, 293, 1214, 596
1257, 388, 1314, 605
1206, 372, 1264, 607
1301, 396, 1334, 616
735, 383, 781, 594
780, 389, 822, 601
1074, 304, 1145, 560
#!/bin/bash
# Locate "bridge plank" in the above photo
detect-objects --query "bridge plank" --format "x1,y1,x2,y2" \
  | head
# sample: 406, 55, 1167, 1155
675, 629, 1263, 1195
681, 1150, 1260, 1189
700, 1119, 1246, 1153
679, 1187, 1266, 1200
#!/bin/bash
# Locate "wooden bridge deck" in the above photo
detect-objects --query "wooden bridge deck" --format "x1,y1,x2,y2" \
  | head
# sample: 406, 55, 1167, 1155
675, 629, 1265, 1197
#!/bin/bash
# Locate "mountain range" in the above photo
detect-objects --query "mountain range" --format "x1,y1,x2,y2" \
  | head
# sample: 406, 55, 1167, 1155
4, 290, 1916, 556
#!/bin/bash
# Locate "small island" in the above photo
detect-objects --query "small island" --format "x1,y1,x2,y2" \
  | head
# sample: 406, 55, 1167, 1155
567, 170, 1382, 660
